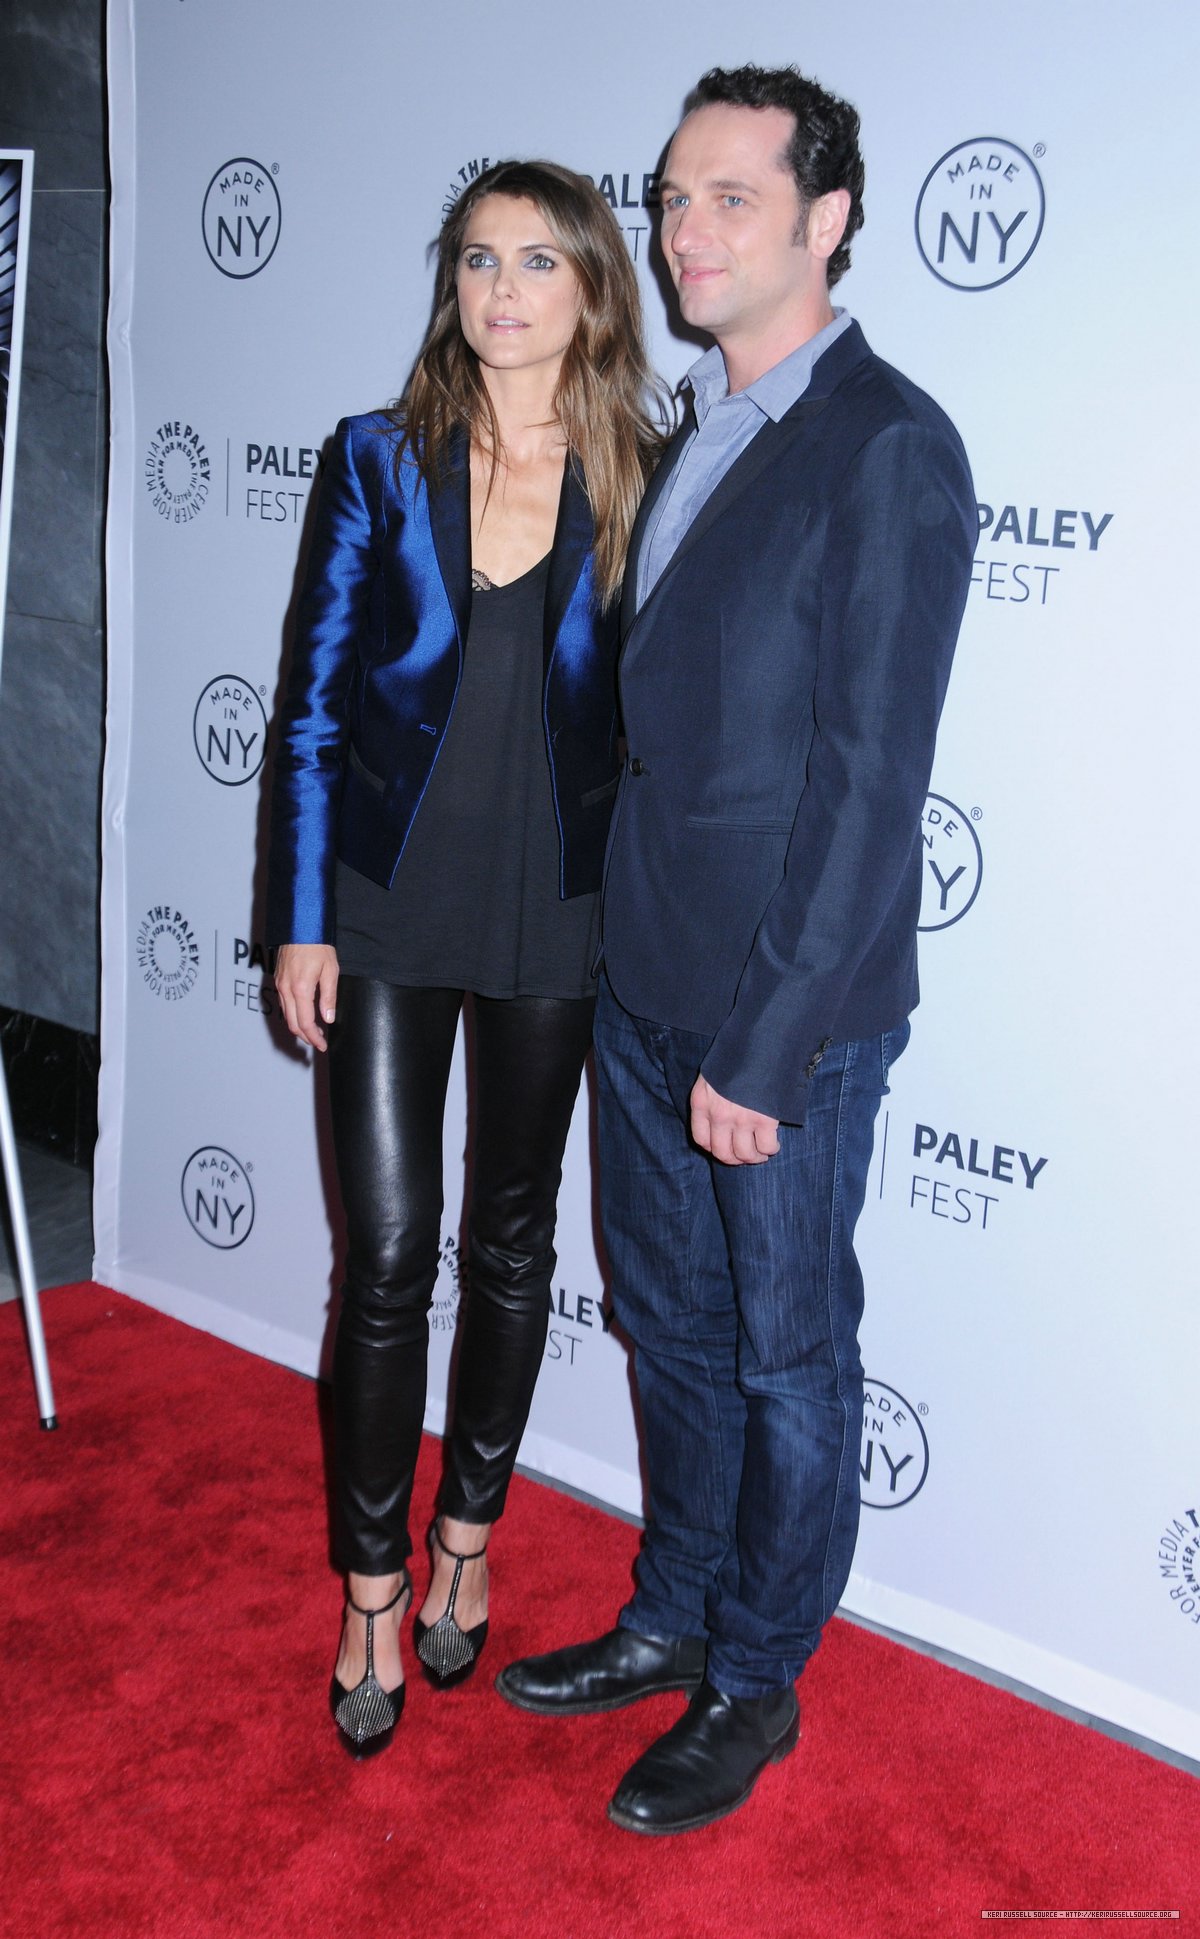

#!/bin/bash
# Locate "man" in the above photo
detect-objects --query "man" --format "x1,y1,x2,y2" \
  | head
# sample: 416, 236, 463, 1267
497, 65, 975, 1834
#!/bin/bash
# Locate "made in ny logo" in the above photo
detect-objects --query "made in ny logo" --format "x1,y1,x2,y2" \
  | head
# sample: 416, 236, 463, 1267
181, 1146, 255, 1249
194, 675, 268, 786
202, 158, 281, 277
135, 904, 200, 1001
915, 138, 1045, 290
919, 794, 983, 931
860, 1380, 929, 1509
145, 421, 210, 524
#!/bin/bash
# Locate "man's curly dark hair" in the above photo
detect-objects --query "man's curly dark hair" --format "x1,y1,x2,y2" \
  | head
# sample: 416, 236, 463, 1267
683, 65, 865, 287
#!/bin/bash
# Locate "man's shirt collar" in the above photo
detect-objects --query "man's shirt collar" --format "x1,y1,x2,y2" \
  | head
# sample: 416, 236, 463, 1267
687, 307, 851, 426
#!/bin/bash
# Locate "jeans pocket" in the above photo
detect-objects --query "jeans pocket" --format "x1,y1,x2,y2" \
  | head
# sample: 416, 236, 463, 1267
881, 1018, 911, 1094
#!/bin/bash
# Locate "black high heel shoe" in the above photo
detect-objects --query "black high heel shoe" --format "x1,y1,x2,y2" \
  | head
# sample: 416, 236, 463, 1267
413, 1525, 489, 1689
329, 1568, 412, 1758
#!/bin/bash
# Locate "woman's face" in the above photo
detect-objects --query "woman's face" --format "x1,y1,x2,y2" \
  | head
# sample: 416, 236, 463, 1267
455, 194, 582, 381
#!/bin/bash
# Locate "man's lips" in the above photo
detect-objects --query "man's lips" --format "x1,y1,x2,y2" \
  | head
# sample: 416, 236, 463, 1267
676, 266, 725, 285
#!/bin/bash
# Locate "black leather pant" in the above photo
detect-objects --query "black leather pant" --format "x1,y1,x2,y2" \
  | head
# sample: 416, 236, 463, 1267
328, 976, 595, 1575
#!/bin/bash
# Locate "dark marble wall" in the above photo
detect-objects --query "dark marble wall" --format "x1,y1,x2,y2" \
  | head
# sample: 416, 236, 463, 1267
0, 2, 106, 1034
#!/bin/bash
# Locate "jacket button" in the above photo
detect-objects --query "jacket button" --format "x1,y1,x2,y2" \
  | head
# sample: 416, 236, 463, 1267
629, 757, 647, 776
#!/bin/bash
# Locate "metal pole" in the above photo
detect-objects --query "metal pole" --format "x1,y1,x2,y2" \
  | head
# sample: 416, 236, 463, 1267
0, 156, 54, 1426
0, 1059, 57, 1428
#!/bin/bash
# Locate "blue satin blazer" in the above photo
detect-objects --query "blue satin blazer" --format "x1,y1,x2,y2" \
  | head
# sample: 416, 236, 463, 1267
266, 414, 620, 946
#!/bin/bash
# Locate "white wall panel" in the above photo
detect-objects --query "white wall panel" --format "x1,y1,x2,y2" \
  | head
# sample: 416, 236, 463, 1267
99, 0, 1200, 1760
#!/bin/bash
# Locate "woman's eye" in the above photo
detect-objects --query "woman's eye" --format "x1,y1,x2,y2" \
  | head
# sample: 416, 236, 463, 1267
527, 254, 556, 271
464, 250, 493, 269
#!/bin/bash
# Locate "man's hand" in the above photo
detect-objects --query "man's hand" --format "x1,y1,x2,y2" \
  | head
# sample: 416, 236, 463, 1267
274, 943, 339, 1052
690, 1075, 780, 1167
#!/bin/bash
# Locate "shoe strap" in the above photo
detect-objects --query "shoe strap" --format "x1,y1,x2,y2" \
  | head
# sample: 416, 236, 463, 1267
346, 1565, 412, 1621
347, 1569, 411, 1686
433, 1524, 488, 1563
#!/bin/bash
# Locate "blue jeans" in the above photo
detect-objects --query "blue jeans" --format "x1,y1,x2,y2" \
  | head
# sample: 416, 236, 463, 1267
594, 976, 908, 1697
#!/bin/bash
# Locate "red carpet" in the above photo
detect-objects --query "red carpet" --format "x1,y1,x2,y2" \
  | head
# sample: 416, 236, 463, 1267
1, 1285, 1192, 1937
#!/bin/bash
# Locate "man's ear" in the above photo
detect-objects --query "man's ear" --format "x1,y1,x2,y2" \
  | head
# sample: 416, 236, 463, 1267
806, 188, 851, 262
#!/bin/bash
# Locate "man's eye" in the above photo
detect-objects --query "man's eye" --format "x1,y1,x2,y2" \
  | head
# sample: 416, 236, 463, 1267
664, 194, 687, 211
722, 195, 745, 208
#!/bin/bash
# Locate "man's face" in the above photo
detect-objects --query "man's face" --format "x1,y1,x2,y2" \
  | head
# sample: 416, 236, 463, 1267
659, 103, 819, 347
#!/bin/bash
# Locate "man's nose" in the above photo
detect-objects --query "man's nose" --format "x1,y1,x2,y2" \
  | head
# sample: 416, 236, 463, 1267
670, 205, 708, 253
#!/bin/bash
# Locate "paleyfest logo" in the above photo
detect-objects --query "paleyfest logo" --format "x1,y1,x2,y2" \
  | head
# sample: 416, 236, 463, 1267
431, 1232, 612, 1369
860, 1380, 929, 1509
1157, 1507, 1200, 1628
916, 138, 1045, 290
181, 1146, 255, 1249
145, 421, 210, 524
442, 157, 493, 220
919, 793, 983, 931
135, 904, 200, 1001
194, 675, 269, 787
203, 158, 281, 277
970, 499, 1115, 610
442, 154, 660, 259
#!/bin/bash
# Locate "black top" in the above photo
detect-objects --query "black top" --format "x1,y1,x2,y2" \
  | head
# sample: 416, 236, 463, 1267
335, 551, 599, 998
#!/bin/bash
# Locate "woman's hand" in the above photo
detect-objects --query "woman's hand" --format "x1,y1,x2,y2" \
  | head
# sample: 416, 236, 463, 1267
274, 943, 340, 1052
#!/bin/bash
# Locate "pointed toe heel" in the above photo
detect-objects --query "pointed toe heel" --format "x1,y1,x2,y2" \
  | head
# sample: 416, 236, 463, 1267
414, 1524, 489, 1690
330, 1568, 411, 1759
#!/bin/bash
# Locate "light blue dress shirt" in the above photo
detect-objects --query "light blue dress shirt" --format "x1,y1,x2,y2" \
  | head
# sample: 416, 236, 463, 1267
637, 308, 852, 610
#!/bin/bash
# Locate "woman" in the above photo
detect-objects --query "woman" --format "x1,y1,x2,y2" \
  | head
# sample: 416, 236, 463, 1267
268, 161, 664, 1758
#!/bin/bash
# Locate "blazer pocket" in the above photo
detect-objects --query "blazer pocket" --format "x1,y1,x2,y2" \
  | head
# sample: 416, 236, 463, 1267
580, 776, 620, 808
684, 812, 792, 832
347, 743, 387, 795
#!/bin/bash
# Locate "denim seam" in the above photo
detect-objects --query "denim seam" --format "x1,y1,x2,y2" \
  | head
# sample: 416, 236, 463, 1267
816, 1040, 857, 1640
626, 1016, 727, 1641
681, 1037, 739, 1632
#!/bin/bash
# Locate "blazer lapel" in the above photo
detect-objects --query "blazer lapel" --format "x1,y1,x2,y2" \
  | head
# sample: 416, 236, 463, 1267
544, 456, 595, 673
620, 407, 695, 641
625, 321, 874, 642
652, 399, 836, 606
426, 430, 473, 649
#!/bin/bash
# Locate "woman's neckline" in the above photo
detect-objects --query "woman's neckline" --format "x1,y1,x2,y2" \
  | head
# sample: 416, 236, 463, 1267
471, 551, 552, 594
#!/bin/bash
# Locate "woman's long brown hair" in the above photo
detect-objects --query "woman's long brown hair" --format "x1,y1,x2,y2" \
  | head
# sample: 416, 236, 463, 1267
392, 160, 669, 606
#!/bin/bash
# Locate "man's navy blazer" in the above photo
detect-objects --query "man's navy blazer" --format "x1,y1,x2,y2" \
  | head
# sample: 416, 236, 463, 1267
601, 320, 976, 1124
266, 415, 621, 947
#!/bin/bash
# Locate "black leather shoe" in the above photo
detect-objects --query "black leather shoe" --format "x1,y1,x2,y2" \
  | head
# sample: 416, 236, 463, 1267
495, 1626, 706, 1715
607, 1679, 800, 1834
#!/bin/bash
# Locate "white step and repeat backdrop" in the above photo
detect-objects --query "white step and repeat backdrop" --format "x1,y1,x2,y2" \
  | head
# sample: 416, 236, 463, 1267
98, 0, 1200, 1758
